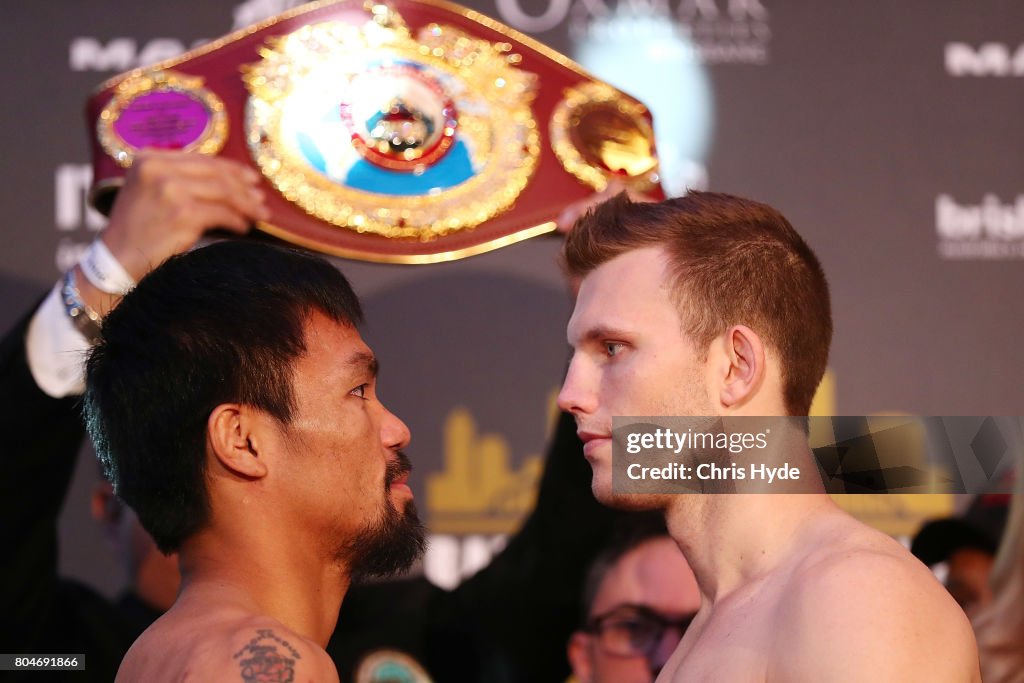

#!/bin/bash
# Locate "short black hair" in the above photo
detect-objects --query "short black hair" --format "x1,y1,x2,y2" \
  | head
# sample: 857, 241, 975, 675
84, 241, 363, 554
580, 512, 671, 622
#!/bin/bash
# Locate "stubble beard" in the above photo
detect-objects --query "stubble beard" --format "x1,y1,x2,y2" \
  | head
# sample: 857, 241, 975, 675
343, 451, 426, 582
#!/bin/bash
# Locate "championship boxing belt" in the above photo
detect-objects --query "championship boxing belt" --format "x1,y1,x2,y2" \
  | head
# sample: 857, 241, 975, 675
86, 0, 664, 263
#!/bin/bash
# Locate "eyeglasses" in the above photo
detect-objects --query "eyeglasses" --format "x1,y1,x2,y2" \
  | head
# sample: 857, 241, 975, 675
583, 604, 695, 660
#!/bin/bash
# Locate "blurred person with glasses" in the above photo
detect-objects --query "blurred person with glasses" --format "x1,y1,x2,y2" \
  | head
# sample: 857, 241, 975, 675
568, 514, 699, 683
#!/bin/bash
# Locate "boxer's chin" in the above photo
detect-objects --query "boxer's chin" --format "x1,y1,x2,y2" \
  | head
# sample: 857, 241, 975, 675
344, 500, 426, 582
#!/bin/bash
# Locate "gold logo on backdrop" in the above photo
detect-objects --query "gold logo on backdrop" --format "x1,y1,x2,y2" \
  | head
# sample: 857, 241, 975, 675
428, 393, 559, 534
428, 408, 543, 534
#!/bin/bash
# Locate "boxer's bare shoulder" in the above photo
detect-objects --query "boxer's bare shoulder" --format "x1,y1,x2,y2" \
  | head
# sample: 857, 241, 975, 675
775, 518, 980, 682
657, 513, 980, 683
115, 610, 338, 683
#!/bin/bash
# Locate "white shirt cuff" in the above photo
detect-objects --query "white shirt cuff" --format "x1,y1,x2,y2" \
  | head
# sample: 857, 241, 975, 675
26, 283, 90, 398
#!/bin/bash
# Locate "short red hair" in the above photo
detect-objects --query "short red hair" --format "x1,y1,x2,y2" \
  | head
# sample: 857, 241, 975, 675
563, 191, 832, 416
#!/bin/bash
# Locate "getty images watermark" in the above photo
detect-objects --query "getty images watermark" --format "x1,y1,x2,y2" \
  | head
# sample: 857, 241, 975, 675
611, 416, 1022, 495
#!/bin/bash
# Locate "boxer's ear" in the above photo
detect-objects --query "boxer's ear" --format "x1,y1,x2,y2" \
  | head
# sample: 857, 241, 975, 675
715, 324, 766, 409
207, 404, 269, 480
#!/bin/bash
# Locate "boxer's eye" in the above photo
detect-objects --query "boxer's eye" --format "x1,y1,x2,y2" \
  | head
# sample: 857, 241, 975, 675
605, 342, 625, 357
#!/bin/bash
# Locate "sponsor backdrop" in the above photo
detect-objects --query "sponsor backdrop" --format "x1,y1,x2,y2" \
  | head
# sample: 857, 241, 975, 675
2, 0, 1022, 596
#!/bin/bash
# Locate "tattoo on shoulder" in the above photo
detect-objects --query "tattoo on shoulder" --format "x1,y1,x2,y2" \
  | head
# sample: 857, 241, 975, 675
233, 628, 302, 683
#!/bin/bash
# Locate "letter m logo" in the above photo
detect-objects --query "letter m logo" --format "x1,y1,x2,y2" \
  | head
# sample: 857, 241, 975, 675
69, 38, 137, 71
945, 42, 1024, 76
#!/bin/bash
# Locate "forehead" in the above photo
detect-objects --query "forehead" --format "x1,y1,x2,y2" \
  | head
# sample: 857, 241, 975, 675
567, 246, 682, 344
591, 537, 700, 615
295, 311, 373, 380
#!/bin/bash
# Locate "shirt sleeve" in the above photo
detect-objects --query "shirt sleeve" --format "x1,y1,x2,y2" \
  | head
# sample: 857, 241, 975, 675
25, 283, 90, 398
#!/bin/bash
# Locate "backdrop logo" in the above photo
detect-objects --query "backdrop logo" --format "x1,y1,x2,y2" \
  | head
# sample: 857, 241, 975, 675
232, 0, 307, 30
68, 0, 305, 73
945, 42, 1024, 77
69, 38, 208, 72
423, 404, 552, 589
494, 0, 770, 64
427, 408, 543, 534
936, 194, 1024, 260
53, 164, 106, 272
674, 0, 770, 64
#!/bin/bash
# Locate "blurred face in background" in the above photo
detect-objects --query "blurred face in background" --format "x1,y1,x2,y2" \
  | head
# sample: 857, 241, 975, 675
945, 547, 994, 619
568, 537, 701, 683
91, 481, 180, 611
